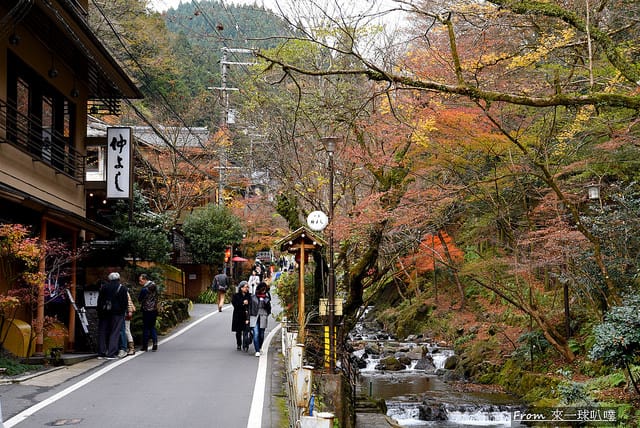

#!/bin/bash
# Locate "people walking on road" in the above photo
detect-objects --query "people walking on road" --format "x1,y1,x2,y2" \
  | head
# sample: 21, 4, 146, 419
249, 281, 271, 357
247, 269, 260, 294
232, 280, 252, 351
118, 320, 127, 358
124, 288, 136, 355
138, 273, 159, 352
253, 261, 264, 282
116, 286, 136, 358
97, 272, 128, 359
212, 267, 229, 312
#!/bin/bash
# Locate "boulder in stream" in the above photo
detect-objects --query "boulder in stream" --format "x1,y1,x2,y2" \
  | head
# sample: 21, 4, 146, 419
443, 354, 459, 370
418, 399, 448, 421
374, 356, 406, 371
414, 354, 436, 371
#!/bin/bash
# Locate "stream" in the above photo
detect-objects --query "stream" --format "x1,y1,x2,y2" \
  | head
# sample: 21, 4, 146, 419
350, 307, 526, 427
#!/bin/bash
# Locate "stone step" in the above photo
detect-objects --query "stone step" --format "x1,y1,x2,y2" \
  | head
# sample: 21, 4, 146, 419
355, 413, 401, 428
354, 395, 386, 413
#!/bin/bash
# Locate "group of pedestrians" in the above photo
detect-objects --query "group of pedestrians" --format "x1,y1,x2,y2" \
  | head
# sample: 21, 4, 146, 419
96, 272, 160, 359
230, 275, 272, 357
98, 266, 270, 360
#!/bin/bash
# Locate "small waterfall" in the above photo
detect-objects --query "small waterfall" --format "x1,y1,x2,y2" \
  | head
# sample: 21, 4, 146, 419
386, 402, 423, 426
430, 349, 454, 370
447, 405, 515, 426
386, 401, 521, 427
351, 306, 524, 427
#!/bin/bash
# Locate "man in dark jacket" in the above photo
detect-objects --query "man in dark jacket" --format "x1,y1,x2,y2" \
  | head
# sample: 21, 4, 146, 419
97, 272, 128, 359
138, 273, 160, 352
212, 268, 229, 312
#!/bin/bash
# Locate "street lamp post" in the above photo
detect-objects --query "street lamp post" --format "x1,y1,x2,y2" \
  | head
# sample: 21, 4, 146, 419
322, 137, 339, 371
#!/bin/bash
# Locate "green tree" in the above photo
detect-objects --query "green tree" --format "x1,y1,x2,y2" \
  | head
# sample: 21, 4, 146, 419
181, 204, 244, 269
112, 189, 172, 264
589, 294, 640, 395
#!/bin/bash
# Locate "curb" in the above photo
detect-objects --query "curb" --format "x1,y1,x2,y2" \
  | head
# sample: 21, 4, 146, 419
0, 353, 97, 385
0, 366, 66, 385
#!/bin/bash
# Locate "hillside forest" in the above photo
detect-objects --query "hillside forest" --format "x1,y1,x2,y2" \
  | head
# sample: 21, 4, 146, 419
89, 0, 640, 419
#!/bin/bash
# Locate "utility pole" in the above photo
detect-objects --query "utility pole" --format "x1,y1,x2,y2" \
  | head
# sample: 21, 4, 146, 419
247, 133, 266, 199
209, 47, 255, 205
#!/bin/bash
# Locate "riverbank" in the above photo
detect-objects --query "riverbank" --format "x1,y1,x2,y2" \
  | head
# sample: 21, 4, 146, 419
367, 291, 640, 426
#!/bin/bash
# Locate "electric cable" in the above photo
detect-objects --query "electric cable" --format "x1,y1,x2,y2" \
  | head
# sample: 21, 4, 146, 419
89, 0, 223, 182
90, 0, 212, 150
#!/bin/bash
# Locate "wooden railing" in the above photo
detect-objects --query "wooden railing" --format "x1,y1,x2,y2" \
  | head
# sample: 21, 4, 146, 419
0, 98, 85, 182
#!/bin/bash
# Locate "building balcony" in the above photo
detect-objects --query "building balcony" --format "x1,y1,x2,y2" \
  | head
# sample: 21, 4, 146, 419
0, 98, 84, 183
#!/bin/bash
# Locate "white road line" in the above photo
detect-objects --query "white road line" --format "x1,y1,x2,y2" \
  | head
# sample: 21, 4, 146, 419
4, 306, 226, 428
247, 323, 282, 428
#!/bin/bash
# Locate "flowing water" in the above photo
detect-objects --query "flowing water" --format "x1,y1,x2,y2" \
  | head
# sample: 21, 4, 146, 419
351, 308, 525, 426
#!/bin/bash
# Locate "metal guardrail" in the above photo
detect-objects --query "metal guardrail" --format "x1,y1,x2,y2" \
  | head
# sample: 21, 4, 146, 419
0, 98, 85, 182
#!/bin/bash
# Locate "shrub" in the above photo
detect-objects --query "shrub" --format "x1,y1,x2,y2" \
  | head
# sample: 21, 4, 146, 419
589, 294, 640, 394
195, 289, 217, 304
0, 354, 42, 376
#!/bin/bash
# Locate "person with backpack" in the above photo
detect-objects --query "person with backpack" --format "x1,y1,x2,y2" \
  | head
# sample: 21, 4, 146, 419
97, 272, 128, 359
138, 273, 159, 352
212, 267, 229, 312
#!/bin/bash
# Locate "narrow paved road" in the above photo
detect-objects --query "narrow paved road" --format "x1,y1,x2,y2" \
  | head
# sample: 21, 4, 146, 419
0, 300, 282, 428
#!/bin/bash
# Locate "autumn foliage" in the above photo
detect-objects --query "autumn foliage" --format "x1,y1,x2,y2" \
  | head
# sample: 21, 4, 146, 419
400, 231, 464, 274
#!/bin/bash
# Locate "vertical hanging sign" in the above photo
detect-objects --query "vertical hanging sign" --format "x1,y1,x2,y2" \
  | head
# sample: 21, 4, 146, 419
106, 127, 132, 199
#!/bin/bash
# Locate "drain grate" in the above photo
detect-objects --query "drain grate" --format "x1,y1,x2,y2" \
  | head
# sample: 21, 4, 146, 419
48, 419, 83, 426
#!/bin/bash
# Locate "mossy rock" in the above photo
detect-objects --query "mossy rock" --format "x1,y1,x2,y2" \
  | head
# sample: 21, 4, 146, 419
443, 355, 459, 370
456, 338, 502, 379
493, 359, 560, 400
375, 356, 406, 371
530, 397, 560, 407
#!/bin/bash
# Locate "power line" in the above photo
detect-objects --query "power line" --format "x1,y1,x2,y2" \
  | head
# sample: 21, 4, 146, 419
89, 0, 220, 182
90, 0, 210, 150
190, 0, 257, 75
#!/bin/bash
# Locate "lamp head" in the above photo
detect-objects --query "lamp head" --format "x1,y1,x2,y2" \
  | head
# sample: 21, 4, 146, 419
321, 136, 340, 154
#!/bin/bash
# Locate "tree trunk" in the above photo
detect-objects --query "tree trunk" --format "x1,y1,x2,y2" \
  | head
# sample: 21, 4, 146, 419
343, 222, 386, 328
625, 361, 640, 395
470, 277, 575, 362
437, 231, 465, 309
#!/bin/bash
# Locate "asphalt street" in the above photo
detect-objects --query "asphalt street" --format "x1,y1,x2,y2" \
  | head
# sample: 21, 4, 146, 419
0, 300, 283, 428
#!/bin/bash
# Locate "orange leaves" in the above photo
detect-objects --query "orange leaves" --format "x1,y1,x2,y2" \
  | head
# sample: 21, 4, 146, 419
0, 224, 47, 311
0, 295, 21, 312
213, 126, 233, 148
0, 224, 43, 270
23, 272, 47, 289
400, 231, 464, 274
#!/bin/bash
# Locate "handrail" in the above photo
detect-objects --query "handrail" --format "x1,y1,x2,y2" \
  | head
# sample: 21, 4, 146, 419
0, 98, 85, 182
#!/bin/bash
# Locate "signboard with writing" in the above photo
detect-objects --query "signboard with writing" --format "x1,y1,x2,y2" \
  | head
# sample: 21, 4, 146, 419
307, 210, 328, 231
83, 290, 99, 308
106, 127, 132, 199
256, 250, 274, 264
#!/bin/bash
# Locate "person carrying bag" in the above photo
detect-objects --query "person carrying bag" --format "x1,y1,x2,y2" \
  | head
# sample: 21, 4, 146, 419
212, 267, 229, 312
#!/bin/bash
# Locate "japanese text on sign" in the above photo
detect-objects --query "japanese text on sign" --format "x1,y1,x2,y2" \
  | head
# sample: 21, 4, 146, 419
106, 127, 132, 199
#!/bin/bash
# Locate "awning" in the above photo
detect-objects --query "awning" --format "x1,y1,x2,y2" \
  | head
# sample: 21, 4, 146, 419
0, 182, 112, 236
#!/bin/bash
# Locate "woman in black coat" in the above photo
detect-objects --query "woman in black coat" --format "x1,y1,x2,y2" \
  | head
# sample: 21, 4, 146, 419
231, 281, 251, 351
